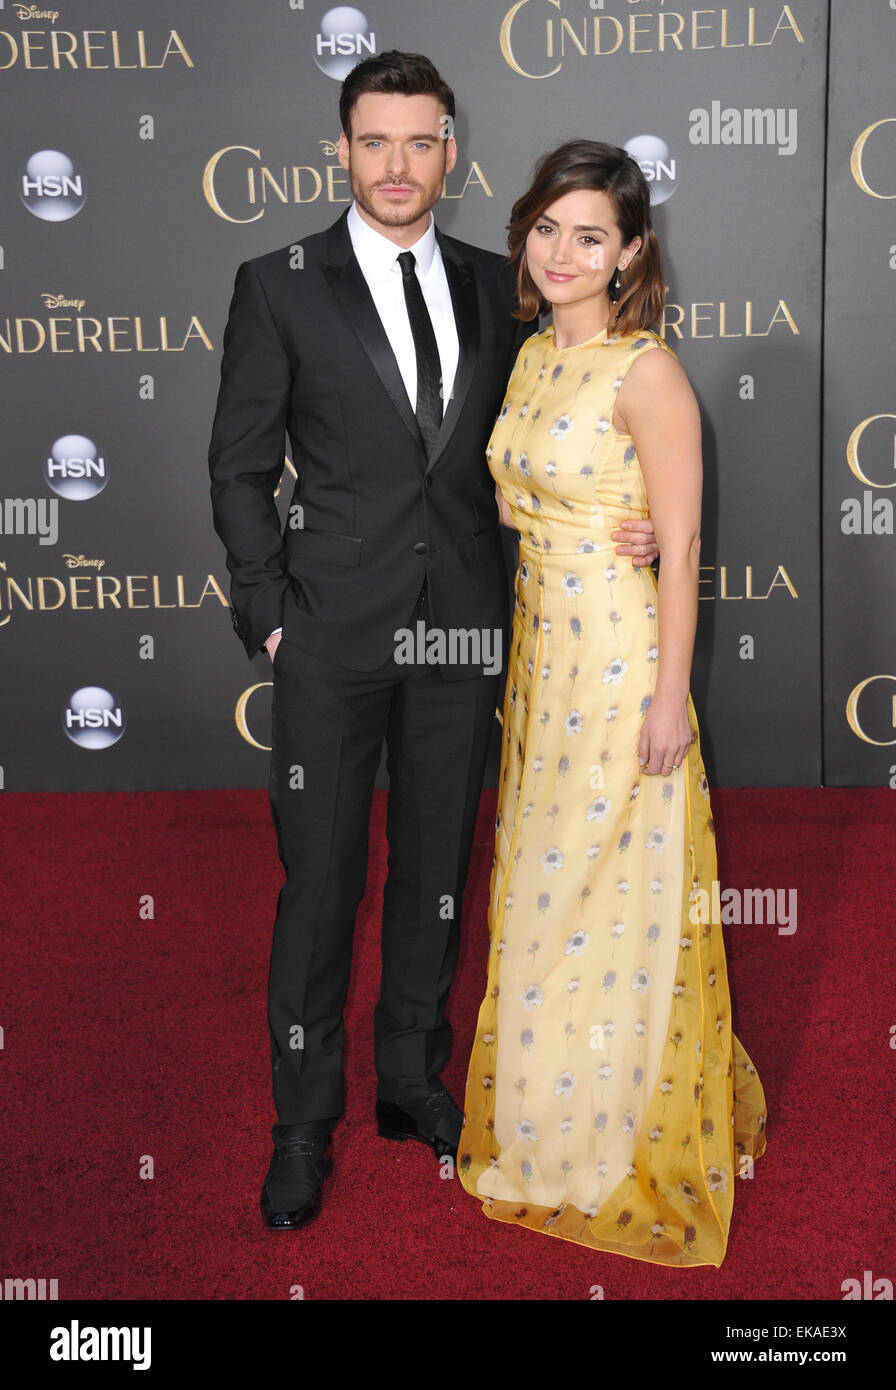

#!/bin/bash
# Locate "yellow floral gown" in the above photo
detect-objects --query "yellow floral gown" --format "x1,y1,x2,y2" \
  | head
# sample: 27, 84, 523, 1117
457, 324, 767, 1267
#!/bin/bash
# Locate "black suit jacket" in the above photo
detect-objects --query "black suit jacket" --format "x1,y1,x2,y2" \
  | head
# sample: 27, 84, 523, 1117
208, 206, 532, 677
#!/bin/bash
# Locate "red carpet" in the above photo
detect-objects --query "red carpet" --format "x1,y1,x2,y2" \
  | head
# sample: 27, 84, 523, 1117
1, 787, 892, 1300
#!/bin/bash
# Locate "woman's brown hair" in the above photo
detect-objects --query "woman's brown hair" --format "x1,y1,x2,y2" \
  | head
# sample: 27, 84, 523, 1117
508, 140, 665, 336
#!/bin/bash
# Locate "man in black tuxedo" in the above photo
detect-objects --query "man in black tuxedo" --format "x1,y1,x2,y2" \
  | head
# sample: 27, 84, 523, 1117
209, 51, 657, 1231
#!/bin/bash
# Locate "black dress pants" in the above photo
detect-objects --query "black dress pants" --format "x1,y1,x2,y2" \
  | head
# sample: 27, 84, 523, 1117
267, 586, 500, 1126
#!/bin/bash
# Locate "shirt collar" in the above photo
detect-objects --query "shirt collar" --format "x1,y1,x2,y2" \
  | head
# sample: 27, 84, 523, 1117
347, 200, 438, 279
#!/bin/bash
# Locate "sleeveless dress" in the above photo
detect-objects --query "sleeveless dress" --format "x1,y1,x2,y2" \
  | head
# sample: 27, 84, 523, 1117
457, 324, 767, 1266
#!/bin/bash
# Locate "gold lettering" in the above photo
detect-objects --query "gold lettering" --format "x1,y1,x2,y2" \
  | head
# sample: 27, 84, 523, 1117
180, 317, 213, 352
76, 318, 103, 352
127, 576, 150, 608
16, 318, 46, 352
766, 300, 799, 335
698, 565, 715, 600
691, 303, 713, 338
770, 5, 804, 44
70, 576, 94, 609
274, 455, 298, 499
443, 161, 494, 201
110, 31, 136, 69
661, 299, 684, 339
720, 10, 744, 47
48, 318, 74, 352
0, 33, 18, 69
691, 10, 715, 49
658, 11, 685, 51
36, 577, 65, 610
260, 166, 290, 205
50, 30, 77, 68
134, 317, 159, 352
324, 165, 348, 202
629, 14, 653, 53
846, 675, 896, 746
203, 146, 264, 224
235, 683, 273, 751
851, 119, 896, 199
295, 166, 324, 202
846, 415, 896, 489
560, 18, 587, 57
291, 165, 323, 201
107, 317, 132, 352
764, 565, 798, 599
22, 30, 48, 68
161, 30, 194, 69
499, 0, 561, 78
96, 576, 122, 609
196, 574, 228, 606
83, 30, 108, 69
10, 575, 37, 609
152, 576, 176, 609
594, 15, 623, 55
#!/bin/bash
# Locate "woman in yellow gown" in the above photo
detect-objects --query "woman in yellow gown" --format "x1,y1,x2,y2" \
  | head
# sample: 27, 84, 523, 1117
457, 141, 767, 1267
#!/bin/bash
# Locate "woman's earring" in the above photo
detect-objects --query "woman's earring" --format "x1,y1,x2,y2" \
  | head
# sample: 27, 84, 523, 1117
609, 267, 623, 303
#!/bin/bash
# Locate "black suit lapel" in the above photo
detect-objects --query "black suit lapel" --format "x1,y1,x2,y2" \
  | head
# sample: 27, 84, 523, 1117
320, 210, 481, 471
322, 213, 424, 453
425, 236, 480, 475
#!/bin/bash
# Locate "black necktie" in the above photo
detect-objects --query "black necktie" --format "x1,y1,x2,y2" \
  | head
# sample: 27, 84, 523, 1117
397, 250, 443, 458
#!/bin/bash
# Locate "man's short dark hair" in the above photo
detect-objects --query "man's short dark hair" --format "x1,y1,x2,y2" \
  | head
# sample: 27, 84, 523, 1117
339, 50, 455, 138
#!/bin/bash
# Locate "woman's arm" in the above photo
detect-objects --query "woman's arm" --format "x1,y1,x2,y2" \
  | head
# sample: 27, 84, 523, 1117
614, 347, 703, 776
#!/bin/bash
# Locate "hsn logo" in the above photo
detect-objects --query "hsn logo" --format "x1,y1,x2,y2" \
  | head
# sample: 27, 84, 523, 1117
314, 8, 377, 81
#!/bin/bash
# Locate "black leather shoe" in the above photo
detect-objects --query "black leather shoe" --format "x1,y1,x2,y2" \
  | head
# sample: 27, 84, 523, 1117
260, 1131, 333, 1231
376, 1087, 463, 1162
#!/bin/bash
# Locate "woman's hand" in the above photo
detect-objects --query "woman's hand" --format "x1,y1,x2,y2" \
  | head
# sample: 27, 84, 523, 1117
638, 696, 694, 776
495, 482, 515, 528
612, 517, 659, 568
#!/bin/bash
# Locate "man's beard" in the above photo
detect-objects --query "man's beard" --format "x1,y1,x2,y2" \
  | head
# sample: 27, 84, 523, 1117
350, 170, 442, 227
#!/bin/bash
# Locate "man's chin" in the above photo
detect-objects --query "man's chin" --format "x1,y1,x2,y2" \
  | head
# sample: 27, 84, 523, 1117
358, 189, 436, 228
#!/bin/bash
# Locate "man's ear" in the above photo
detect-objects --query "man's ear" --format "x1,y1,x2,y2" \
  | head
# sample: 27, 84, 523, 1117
337, 131, 350, 172
444, 136, 458, 178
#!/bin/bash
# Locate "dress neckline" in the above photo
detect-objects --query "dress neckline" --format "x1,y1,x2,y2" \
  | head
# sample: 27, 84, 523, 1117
547, 324, 610, 353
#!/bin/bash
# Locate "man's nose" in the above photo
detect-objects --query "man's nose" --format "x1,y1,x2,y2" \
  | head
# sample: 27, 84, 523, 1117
386, 144, 411, 175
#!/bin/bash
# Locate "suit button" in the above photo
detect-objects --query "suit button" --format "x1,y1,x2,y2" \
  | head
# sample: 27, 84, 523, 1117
425, 476, 433, 490
413, 542, 427, 554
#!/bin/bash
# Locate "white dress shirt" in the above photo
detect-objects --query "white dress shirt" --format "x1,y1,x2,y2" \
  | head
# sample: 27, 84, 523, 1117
347, 199, 459, 416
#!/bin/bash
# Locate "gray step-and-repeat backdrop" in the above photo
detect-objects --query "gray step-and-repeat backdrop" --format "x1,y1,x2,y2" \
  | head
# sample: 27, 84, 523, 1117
822, 1, 896, 785
0, 1, 883, 791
